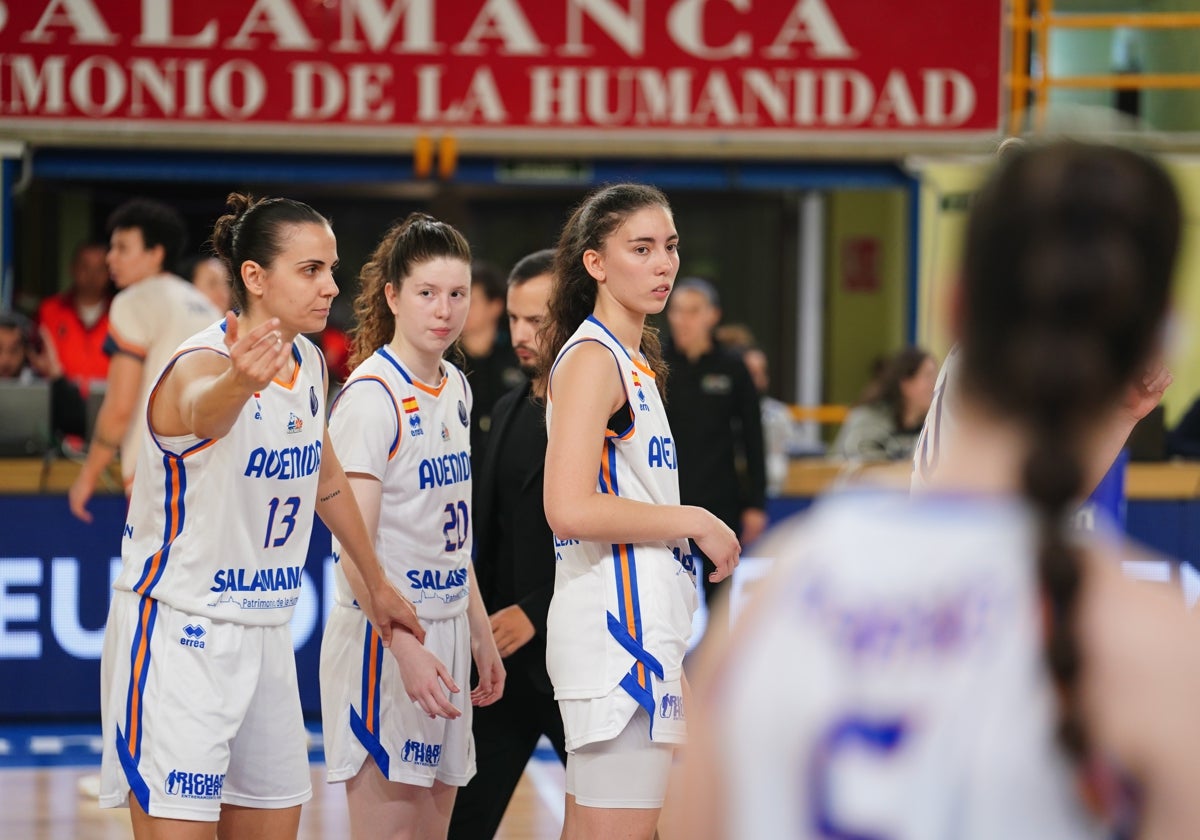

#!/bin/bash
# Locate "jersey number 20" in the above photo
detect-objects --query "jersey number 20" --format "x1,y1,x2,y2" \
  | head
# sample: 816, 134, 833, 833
442, 501, 469, 551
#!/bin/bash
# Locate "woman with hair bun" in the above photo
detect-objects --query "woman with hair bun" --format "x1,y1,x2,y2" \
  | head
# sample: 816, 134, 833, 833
98, 193, 423, 839
320, 213, 504, 839
677, 142, 1200, 839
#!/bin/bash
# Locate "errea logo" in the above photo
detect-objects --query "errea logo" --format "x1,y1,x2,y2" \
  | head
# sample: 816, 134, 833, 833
180, 624, 206, 649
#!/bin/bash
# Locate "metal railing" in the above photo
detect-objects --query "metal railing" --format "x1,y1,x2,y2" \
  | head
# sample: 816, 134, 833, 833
1008, 0, 1200, 133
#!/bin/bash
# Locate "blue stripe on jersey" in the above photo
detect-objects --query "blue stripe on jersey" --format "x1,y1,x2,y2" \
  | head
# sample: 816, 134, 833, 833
115, 724, 152, 812
329, 377, 401, 458
377, 346, 413, 384
597, 444, 619, 494
586, 315, 636, 364
350, 625, 390, 777
606, 611, 664, 678
133, 455, 186, 596
619, 670, 656, 735
121, 594, 158, 786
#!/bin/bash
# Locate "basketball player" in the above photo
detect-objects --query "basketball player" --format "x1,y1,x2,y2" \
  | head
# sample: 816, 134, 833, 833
911, 136, 1171, 496
319, 213, 504, 840
98, 194, 424, 840
539, 183, 740, 840
69, 198, 219, 520
676, 142, 1200, 839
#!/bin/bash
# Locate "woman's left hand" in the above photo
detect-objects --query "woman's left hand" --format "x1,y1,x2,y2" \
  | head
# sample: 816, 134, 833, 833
470, 634, 506, 707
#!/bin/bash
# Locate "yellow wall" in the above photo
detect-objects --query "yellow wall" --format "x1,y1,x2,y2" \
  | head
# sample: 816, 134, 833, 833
823, 188, 909, 404
913, 155, 1200, 425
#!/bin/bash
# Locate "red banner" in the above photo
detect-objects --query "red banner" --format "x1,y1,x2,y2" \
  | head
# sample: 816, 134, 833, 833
0, 0, 1003, 144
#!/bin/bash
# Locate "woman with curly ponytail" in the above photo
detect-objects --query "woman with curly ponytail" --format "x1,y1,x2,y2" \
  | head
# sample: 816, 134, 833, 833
677, 142, 1200, 840
321, 213, 505, 839
97, 193, 423, 837
540, 183, 740, 838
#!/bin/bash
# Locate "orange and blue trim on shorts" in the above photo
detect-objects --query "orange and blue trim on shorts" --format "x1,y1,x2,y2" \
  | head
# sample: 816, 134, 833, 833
114, 594, 159, 812
349, 625, 390, 777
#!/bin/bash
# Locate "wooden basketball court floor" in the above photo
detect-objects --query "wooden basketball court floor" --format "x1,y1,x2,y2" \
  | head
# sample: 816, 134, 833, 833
1, 748, 567, 839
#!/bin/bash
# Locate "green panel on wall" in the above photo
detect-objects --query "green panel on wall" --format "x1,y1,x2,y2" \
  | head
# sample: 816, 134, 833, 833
823, 189, 909, 407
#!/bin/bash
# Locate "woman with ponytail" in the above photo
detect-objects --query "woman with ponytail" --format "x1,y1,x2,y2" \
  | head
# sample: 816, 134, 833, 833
540, 183, 740, 839
320, 213, 504, 839
675, 142, 1200, 840
98, 193, 423, 839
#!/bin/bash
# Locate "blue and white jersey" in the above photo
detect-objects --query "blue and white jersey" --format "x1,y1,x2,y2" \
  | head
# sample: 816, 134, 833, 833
116, 323, 327, 627
545, 315, 698, 715
328, 347, 473, 621
714, 489, 1106, 840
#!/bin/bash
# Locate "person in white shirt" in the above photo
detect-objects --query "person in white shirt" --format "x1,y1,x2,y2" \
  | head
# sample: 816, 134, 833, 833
677, 142, 1200, 840
69, 198, 219, 519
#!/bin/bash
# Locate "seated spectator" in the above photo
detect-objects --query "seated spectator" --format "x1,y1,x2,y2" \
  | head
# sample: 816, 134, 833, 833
715, 323, 804, 495
832, 346, 937, 461
36, 241, 113, 397
182, 254, 233, 313
0, 311, 87, 440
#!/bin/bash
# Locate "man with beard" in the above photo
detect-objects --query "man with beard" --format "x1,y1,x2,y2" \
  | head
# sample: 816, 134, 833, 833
449, 249, 568, 840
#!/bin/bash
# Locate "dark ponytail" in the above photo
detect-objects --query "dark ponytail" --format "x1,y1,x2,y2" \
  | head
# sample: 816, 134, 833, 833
538, 183, 672, 392
210, 193, 329, 313
959, 141, 1180, 767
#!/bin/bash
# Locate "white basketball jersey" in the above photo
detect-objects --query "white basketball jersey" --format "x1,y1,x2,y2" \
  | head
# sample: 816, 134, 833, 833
106, 274, 222, 484
328, 347, 473, 621
715, 489, 1106, 840
545, 316, 698, 712
911, 346, 959, 490
117, 323, 327, 626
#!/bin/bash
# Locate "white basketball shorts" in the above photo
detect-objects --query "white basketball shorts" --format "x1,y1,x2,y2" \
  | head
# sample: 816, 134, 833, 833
320, 604, 475, 788
99, 590, 311, 820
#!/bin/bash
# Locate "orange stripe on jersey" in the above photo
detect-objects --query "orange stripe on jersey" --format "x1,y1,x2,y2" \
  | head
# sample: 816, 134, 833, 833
599, 441, 614, 489
616, 543, 646, 689
127, 597, 156, 752
135, 459, 184, 596
410, 375, 447, 398
631, 356, 655, 378
365, 628, 381, 732
356, 376, 401, 460
273, 351, 302, 389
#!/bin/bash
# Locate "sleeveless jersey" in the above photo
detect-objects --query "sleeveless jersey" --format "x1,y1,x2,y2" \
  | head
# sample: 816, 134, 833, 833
328, 346, 473, 621
545, 316, 698, 716
116, 323, 327, 627
713, 489, 1107, 840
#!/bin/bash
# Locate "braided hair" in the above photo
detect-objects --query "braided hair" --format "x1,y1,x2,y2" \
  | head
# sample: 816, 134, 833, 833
959, 141, 1179, 765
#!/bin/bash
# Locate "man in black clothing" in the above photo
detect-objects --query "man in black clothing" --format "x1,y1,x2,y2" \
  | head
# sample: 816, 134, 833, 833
664, 278, 768, 607
448, 250, 566, 840
461, 260, 524, 461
